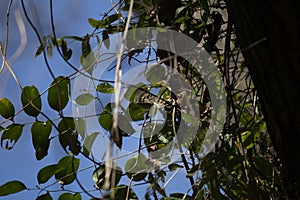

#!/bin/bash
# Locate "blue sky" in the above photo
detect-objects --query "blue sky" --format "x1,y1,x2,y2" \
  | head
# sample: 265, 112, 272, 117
0, 1, 193, 199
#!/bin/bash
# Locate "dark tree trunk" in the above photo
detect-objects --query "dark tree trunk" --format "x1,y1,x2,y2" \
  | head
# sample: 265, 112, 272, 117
227, 0, 300, 198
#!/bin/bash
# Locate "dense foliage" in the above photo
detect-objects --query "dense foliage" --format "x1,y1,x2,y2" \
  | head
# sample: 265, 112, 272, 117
0, 0, 289, 199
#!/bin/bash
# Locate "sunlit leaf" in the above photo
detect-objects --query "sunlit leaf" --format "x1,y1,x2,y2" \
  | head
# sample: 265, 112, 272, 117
1, 124, 23, 150
0, 180, 26, 196
56, 37, 63, 46
88, 18, 107, 29
47, 76, 70, 112
174, 16, 191, 24
47, 44, 53, 58
175, 5, 189, 18
0, 98, 15, 120
31, 121, 52, 160
75, 93, 95, 106
55, 156, 80, 185
96, 82, 114, 94
21, 85, 42, 117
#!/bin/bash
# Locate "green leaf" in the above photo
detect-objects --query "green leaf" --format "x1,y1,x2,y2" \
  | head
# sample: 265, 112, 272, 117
125, 153, 148, 181
31, 121, 52, 160
96, 82, 114, 94
36, 193, 53, 200
253, 157, 273, 178
55, 156, 80, 185
56, 37, 63, 46
81, 51, 95, 74
102, 30, 110, 49
92, 164, 122, 189
65, 49, 72, 60
127, 102, 148, 121
96, 35, 101, 46
118, 115, 135, 135
145, 64, 166, 84
0, 180, 26, 196
92, 165, 105, 188
21, 85, 42, 117
74, 118, 86, 139
174, 16, 191, 24
82, 132, 99, 156
58, 118, 81, 155
47, 44, 53, 58
199, 0, 209, 16
61, 39, 72, 60
110, 185, 138, 200
153, 182, 166, 197
98, 113, 113, 130
175, 5, 189, 18
35, 36, 47, 57
37, 164, 65, 184
58, 193, 82, 200
124, 83, 147, 101
47, 76, 70, 112
81, 35, 91, 58
88, 18, 107, 29
1, 124, 23, 150
0, 98, 15, 120
88, 14, 121, 29
75, 93, 95, 106
168, 163, 183, 171
105, 14, 121, 24
35, 43, 45, 57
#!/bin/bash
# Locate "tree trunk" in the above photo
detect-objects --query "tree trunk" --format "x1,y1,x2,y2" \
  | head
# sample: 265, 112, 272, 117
227, 0, 300, 197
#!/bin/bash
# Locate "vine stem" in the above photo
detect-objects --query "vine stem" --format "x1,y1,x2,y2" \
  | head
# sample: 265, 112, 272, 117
105, 0, 135, 194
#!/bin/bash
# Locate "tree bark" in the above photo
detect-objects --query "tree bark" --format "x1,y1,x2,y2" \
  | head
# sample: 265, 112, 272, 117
227, 0, 300, 197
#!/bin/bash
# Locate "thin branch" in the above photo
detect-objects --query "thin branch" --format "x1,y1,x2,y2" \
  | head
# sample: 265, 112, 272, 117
20, 0, 56, 80
0, 0, 14, 73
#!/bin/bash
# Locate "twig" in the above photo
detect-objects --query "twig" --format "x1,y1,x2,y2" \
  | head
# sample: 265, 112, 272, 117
0, 0, 13, 74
